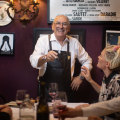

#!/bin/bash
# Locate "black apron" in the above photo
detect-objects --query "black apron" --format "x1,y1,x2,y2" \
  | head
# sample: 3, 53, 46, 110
42, 35, 73, 102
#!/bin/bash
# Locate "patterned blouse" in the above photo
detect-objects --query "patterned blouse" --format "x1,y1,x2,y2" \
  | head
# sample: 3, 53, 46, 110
99, 71, 120, 120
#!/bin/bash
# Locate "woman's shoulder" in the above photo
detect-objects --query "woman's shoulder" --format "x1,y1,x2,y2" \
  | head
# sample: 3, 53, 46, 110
114, 73, 120, 79
113, 74, 120, 84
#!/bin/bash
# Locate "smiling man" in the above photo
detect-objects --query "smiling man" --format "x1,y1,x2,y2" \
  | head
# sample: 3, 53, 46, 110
29, 15, 92, 102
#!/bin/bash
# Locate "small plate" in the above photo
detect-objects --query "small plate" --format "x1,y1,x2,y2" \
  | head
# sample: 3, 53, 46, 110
6, 101, 17, 107
0, 1, 14, 26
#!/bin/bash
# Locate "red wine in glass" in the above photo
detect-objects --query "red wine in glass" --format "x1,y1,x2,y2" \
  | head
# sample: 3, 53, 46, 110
16, 100, 23, 107
49, 92, 56, 99
49, 83, 58, 101
16, 90, 26, 120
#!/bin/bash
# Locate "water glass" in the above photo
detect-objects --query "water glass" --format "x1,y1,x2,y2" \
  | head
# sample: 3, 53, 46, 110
53, 91, 67, 118
20, 106, 35, 120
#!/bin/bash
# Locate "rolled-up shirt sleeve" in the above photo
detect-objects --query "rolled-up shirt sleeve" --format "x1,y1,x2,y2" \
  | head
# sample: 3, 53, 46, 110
76, 41, 92, 71
29, 36, 48, 69
82, 97, 120, 117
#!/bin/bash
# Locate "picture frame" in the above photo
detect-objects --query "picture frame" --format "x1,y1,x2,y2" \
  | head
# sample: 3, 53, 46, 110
33, 28, 86, 48
0, 33, 15, 56
103, 27, 120, 48
47, 0, 120, 24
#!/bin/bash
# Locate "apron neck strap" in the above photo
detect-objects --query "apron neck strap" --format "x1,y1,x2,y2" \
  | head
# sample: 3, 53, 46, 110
67, 37, 69, 54
48, 35, 52, 50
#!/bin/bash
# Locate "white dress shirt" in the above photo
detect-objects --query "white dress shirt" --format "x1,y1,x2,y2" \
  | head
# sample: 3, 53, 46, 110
29, 33, 92, 78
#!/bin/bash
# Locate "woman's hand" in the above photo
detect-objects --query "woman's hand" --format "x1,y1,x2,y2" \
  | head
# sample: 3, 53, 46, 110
81, 66, 92, 83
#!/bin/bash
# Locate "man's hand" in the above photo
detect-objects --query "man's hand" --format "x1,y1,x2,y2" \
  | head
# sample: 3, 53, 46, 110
71, 76, 83, 91
46, 50, 58, 62
59, 107, 82, 119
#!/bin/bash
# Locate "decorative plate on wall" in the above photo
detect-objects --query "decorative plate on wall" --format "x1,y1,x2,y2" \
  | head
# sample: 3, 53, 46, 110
0, 1, 14, 26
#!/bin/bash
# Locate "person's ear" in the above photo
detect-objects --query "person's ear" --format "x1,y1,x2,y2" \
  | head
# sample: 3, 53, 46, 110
52, 23, 54, 31
106, 62, 110, 69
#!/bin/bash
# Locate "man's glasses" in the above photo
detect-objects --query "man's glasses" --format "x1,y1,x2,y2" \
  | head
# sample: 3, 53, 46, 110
54, 22, 69, 27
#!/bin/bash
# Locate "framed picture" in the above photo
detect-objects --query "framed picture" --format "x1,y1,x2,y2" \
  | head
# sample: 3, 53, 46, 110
47, 0, 120, 24
33, 28, 86, 48
0, 33, 14, 55
103, 27, 120, 48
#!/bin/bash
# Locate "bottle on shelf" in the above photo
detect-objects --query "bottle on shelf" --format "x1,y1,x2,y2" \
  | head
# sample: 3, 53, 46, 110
37, 76, 49, 120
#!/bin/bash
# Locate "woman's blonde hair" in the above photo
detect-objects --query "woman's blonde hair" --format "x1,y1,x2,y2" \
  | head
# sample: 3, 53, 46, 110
104, 45, 120, 70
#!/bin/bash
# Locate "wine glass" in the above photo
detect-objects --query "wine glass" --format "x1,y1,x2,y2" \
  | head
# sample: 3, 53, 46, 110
16, 90, 26, 120
16, 90, 26, 106
48, 83, 58, 102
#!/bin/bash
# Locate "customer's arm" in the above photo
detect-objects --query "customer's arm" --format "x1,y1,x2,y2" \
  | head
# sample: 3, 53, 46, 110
0, 105, 12, 120
81, 66, 101, 93
82, 96, 120, 117
59, 97, 120, 118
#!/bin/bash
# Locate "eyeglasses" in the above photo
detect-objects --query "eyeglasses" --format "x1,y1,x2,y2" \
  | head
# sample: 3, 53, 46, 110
54, 22, 69, 27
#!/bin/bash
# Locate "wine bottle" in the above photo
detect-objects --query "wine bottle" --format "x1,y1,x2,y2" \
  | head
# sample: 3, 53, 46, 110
37, 77, 49, 120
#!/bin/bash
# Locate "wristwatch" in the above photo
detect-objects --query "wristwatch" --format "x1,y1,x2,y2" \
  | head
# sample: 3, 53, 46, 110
79, 75, 84, 80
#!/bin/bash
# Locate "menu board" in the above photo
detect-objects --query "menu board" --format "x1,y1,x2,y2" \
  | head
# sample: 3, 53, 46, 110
47, 0, 120, 23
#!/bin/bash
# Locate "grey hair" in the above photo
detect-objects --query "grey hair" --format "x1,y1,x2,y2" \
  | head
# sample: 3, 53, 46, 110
52, 15, 70, 25
104, 45, 120, 70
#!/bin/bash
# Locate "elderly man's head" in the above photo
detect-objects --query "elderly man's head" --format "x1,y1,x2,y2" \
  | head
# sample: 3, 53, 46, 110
52, 15, 70, 39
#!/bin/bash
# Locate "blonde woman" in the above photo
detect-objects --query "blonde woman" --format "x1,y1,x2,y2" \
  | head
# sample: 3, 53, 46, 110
59, 45, 120, 120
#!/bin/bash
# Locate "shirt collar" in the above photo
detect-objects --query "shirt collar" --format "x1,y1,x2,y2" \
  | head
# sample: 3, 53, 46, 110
50, 33, 69, 42
103, 71, 119, 86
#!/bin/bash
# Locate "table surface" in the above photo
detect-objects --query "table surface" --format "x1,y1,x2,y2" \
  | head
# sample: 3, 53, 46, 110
10, 102, 88, 120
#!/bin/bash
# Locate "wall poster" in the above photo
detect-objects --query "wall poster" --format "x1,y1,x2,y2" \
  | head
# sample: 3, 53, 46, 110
47, 0, 120, 23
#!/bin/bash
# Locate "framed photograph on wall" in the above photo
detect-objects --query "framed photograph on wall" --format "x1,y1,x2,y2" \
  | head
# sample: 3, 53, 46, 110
33, 28, 86, 48
0, 33, 14, 55
103, 27, 120, 48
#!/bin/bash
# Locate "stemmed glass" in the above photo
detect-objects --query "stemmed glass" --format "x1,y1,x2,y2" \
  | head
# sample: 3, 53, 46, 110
48, 83, 58, 102
16, 90, 26, 120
